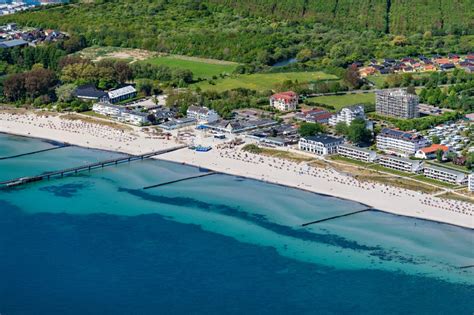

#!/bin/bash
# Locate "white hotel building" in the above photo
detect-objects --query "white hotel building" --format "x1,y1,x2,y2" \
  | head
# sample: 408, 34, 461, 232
376, 128, 429, 157
92, 102, 123, 117
423, 165, 469, 185
469, 174, 474, 192
378, 155, 423, 173
186, 105, 220, 124
299, 135, 344, 156
338, 144, 377, 162
328, 105, 366, 126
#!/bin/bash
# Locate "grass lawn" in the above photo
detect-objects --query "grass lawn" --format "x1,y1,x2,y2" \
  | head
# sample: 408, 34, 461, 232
307, 92, 375, 111
194, 72, 338, 92
145, 55, 239, 79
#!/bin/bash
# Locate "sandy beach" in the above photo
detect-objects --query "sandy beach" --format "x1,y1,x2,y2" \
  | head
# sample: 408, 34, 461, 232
0, 111, 472, 228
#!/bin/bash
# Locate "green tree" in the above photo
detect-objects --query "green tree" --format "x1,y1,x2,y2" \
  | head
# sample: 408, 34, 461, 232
55, 83, 77, 103
436, 149, 444, 162
431, 135, 441, 144
346, 118, 372, 144
298, 122, 325, 137
334, 121, 349, 135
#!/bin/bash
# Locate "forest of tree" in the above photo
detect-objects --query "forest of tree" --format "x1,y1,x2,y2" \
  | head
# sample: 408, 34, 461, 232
0, 0, 472, 67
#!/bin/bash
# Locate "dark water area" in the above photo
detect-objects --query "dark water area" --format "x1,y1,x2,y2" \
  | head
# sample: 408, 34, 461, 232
272, 58, 298, 67
0, 134, 473, 314
0, 205, 472, 315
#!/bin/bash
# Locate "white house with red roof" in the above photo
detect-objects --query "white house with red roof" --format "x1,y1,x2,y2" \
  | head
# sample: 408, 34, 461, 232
415, 144, 450, 159
270, 91, 299, 111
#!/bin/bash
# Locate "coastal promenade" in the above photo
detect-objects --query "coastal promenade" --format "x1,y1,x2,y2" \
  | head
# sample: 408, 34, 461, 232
0, 110, 472, 228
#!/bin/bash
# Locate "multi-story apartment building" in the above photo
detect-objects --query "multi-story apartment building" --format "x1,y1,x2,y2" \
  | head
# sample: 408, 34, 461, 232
299, 135, 344, 156
423, 165, 468, 185
92, 102, 124, 117
378, 155, 424, 173
376, 128, 428, 157
328, 105, 366, 126
270, 91, 299, 111
376, 89, 419, 119
338, 144, 378, 162
469, 174, 474, 192
187, 105, 220, 124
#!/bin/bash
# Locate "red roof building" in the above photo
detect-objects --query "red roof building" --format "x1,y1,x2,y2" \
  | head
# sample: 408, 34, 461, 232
415, 144, 449, 159
270, 91, 299, 112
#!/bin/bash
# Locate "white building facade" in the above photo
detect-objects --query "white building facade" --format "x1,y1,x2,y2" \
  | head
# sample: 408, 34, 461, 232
328, 105, 366, 126
376, 128, 429, 157
376, 88, 419, 119
338, 144, 377, 162
378, 155, 423, 173
423, 166, 468, 185
92, 102, 123, 117
119, 111, 149, 126
270, 91, 299, 111
299, 135, 344, 156
187, 105, 220, 124
468, 174, 474, 192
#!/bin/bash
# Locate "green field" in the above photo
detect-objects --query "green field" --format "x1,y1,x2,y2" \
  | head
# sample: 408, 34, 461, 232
194, 72, 338, 92
145, 55, 239, 79
307, 92, 375, 110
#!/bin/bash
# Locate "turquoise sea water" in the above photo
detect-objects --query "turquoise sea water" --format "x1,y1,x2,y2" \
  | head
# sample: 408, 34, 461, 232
0, 133, 473, 314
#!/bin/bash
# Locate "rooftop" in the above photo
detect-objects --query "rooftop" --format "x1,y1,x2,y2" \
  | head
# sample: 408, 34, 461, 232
419, 144, 449, 154
379, 128, 425, 142
0, 38, 27, 48
301, 134, 343, 145
75, 85, 107, 99
108, 85, 136, 99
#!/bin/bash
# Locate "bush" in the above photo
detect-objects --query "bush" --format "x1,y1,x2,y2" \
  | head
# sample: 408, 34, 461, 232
242, 144, 262, 154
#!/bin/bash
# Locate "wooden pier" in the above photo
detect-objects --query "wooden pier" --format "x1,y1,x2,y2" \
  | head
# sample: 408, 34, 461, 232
0, 145, 186, 188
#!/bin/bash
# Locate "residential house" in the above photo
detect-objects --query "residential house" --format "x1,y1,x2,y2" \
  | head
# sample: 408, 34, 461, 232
270, 91, 299, 111
295, 108, 333, 124
415, 144, 450, 159
328, 105, 365, 126
359, 66, 376, 77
